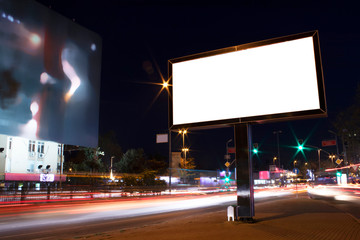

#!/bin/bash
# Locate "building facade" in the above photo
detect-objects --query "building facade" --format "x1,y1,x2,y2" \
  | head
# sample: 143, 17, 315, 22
0, 134, 65, 183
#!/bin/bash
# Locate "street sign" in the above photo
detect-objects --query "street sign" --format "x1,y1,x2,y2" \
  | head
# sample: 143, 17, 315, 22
225, 161, 230, 168
335, 159, 343, 165
224, 154, 230, 160
293, 168, 300, 174
322, 140, 336, 147
227, 147, 235, 154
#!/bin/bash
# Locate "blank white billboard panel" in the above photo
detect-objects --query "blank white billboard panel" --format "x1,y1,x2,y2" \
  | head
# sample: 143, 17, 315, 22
170, 31, 325, 128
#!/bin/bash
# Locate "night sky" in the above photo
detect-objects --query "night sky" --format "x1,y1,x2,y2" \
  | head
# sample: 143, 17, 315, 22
35, 0, 359, 170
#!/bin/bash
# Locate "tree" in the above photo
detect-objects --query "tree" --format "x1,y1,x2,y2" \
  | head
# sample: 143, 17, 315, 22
81, 147, 105, 172
140, 170, 157, 186
179, 157, 196, 170
98, 131, 123, 171
64, 146, 105, 172
178, 157, 196, 184
146, 153, 168, 174
334, 84, 360, 164
114, 148, 146, 173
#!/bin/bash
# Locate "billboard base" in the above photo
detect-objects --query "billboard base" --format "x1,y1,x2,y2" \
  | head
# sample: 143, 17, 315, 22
235, 123, 255, 218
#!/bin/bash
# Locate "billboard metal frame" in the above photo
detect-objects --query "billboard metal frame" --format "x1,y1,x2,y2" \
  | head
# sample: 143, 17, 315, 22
168, 30, 326, 131
168, 31, 327, 220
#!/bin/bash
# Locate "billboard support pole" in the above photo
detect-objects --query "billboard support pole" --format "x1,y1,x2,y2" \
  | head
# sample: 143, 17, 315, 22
234, 123, 254, 221
169, 131, 172, 193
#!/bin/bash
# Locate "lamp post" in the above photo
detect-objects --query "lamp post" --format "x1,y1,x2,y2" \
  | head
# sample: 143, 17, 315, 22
328, 130, 339, 157
110, 156, 114, 180
182, 147, 189, 168
60, 144, 64, 191
298, 141, 333, 175
179, 129, 188, 165
226, 139, 232, 176
161, 80, 172, 192
329, 154, 336, 164
182, 147, 189, 184
226, 139, 232, 153
226, 139, 232, 160
273, 156, 277, 165
273, 130, 282, 168
179, 129, 187, 149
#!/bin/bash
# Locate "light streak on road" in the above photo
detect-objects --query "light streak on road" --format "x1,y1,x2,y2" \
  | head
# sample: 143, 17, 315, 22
308, 184, 360, 202
0, 187, 301, 233
0, 193, 234, 232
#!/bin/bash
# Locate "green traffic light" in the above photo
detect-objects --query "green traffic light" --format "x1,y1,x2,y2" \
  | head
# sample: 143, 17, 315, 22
225, 177, 230, 183
253, 148, 258, 154
297, 139, 304, 151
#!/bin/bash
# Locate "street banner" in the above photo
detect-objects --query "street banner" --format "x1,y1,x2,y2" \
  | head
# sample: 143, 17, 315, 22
322, 140, 336, 147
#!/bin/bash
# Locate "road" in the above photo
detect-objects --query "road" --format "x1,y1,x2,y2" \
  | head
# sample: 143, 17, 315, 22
0, 185, 359, 239
0, 188, 291, 240
307, 184, 360, 219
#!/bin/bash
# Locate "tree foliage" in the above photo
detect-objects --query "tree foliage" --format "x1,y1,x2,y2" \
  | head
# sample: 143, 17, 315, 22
147, 153, 168, 174
64, 134, 168, 174
333, 84, 360, 164
98, 131, 123, 170
180, 157, 196, 170
114, 148, 146, 173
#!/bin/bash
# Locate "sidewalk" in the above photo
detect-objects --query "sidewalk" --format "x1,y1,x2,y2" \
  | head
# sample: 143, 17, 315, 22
65, 196, 360, 240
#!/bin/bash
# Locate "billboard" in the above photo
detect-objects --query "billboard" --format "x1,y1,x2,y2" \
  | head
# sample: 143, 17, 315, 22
0, 0, 102, 147
259, 171, 270, 180
169, 31, 326, 129
156, 133, 168, 143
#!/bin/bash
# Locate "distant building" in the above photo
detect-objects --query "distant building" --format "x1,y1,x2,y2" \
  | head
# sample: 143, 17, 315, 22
0, 134, 65, 183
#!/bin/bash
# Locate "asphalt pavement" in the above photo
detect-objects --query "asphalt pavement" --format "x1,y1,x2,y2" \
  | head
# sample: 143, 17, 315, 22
64, 194, 360, 240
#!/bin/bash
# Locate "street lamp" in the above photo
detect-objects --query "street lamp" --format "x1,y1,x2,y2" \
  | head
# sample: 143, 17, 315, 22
225, 139, 232, 176
179, 129, 187, 149
225, 139, 232, 160
162, 81, 169, 89
182, 148, 189, 168
328, 130, 339, 157
110, 156, 115, 181
179, 129, 188, 163
161, 79, 172, 192
329, 154, 336, 163
273, 130, 282, 168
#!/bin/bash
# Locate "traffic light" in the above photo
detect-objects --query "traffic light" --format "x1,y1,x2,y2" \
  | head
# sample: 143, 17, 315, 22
298, 139, 304, 151
223, 172, 231, 183
225, 176, 230, 183
253, 143, 259, 154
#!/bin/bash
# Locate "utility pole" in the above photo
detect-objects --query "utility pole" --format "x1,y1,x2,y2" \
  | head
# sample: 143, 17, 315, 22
273, 130, 282, 168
